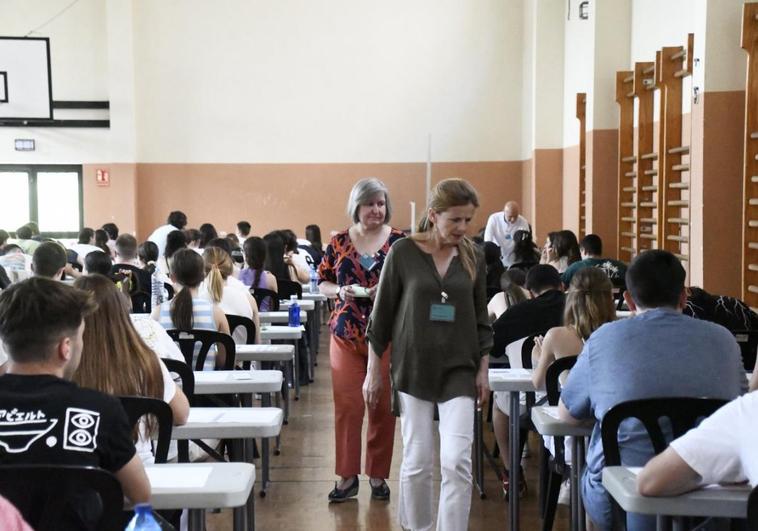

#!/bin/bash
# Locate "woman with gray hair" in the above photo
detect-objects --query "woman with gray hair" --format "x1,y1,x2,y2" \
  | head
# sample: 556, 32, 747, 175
318, 177, 404, 503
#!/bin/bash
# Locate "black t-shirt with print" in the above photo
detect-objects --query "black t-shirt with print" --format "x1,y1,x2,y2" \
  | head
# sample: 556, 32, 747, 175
0, 374, 136, 529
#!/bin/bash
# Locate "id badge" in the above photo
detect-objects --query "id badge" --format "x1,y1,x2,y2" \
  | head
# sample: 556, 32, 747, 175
430, 303, 455, 322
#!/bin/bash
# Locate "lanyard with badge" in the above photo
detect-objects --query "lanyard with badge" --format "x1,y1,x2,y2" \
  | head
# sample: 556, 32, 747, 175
430, 290, 455, 322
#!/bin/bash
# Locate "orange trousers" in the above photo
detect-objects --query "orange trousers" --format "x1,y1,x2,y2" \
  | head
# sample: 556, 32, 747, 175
330, 335, 395, 479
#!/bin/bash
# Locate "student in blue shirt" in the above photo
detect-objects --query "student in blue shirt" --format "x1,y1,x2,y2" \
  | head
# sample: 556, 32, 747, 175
558, 250, 746, 530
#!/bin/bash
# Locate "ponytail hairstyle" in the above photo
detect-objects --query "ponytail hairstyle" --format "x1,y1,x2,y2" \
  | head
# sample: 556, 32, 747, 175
243, 236, 267, 289
202, 246, 232, 303
412, 178, 481, 279
564, 267, 615, 340
169, 248, 206, 330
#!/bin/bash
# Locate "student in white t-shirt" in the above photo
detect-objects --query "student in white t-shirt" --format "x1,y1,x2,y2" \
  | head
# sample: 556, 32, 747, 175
68, 227, 104, 265
637, 391, 758, 496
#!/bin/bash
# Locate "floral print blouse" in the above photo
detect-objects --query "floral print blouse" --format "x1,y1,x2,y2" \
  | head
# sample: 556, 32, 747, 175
318, 228, 405, 342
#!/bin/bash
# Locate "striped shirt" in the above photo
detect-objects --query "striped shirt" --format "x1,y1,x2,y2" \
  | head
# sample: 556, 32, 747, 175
158, 298, 217, 371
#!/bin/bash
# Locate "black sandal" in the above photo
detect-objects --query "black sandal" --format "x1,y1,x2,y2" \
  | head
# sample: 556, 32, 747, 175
328, 476, 359, 503
369, 479, 390, 501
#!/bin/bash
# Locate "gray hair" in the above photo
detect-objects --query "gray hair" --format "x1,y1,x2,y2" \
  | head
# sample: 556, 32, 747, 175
346, 178, 392, 224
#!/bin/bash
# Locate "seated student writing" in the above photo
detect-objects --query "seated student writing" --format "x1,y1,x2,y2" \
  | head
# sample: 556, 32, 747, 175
0, 278, 150, 529
73, 274, 190, 464
151, 248, 230, 370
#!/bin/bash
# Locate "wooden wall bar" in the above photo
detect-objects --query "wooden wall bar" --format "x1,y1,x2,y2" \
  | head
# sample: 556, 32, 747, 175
741, 5, 758, 309
634, 61, 657, 253
616, 71, 636, 261
577, 92, 587, 238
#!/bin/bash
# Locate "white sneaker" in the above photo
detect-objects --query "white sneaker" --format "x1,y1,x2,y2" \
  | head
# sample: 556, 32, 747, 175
558, 478, 571, 506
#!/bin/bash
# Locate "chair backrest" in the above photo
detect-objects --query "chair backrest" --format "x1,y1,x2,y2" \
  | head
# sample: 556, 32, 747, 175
166, 329, 236, 371
521, 332, 549, 369
111, 263, 151, 313
251, 287, 280, 311
118, 396, 173, 464
162, 357, 195, 404
225, 314, 257, 345
277, 279, 303, 300
600, 397, 728, 466
748, 484, 758, 531
0, 464, 124, 531
545, 355, 578, 406
733, 329, 758, 371
163, 282, 175, 301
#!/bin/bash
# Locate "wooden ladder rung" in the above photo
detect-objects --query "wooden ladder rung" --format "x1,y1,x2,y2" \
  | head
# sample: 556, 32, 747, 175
580, 216, 586, 221
624, 171, 637, 177
751, 176, 758, 183
639, 234, 656, 240
673, 69, 690, 78
621, 202, 636, 208
641, 185, 658, 192
670, 49, 686, 61
751, 132, 758, 140
672, 164, 689, 171
580, 203, 586, 208
622, 186, 636, 192
621, 231, 635, 237
749, 243, 758, 250
642, 65, 655, 74
621, 217, 635, 222
669, 182, 689, 189
644, 170, 658, 176
749, 285, 758, 295
640, 218, 657, 223
640, 152, 658, 160
675, 254, 689, 262
667, 235, 689, 242
626, 91, 635, 98
749, 199, 758, 206
749, 220, 758, 228
667, 200, 689, 206
621, 155, 636, 162
668, 145, 690, 154
621, 247, 636, 253
748, 264, 758, 272
668, 218, 689, 225
640, 202, 657, 207
623, 75, 634, 83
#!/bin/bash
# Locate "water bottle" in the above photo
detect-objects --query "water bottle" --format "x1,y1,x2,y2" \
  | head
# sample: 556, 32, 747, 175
150, 268, 164, 311
125, 503, 161, 530
309, 265, 319, 294
288, 294, 300, 327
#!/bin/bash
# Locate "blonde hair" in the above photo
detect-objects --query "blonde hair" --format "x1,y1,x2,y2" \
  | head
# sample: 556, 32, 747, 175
564, 267, 616, 340
202, 247, 232, 303
413, 178, 480, 279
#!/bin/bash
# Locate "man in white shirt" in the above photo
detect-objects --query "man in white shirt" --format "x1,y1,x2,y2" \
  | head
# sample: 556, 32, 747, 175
484, 201, 531, 266
148, 211, 188, 258
637, 392, 758, 496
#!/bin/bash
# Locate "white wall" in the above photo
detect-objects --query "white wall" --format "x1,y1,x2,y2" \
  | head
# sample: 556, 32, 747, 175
131, 0, 524, 163
562, 0, 595, 146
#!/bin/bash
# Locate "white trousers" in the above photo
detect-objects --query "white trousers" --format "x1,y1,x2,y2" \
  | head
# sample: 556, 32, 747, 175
397, 392, 475, 531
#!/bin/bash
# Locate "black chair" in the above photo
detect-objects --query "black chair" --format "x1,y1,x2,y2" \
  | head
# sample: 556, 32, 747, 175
277, 279, 303, 300
166, 329, 236, 371
226, 314, 257, 346
111, 263, 151, 313
521, 332, 549, 369
748, 484, 758, 531
733, 329, 758, 371
118, 396, 173, 464
164, 282, 175, 301
601, 397, 728, 530
251, 287, 280, 311
539, 355, 579, 531
0, 464, 124, 531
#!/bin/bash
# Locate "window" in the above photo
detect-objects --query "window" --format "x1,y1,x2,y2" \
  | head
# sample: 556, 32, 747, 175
0, 165, 83, 238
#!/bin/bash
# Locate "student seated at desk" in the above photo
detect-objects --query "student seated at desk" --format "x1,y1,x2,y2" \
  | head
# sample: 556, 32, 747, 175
557, 250, 746, 531
638, 390, 758, 496
239, 236, 278, 310
487, 269, 527, 321
73, 274, 190, 463
152, 249, 230, 370
84, 250, 112, 276
0, 278, 150, 529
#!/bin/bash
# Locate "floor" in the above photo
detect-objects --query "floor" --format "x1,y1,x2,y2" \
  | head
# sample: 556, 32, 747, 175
207, 321, 571, 530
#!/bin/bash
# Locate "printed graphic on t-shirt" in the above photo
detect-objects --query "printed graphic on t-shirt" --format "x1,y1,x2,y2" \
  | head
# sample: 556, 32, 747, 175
0, 408, 57, 453
0, 407, 100, 454
597, 260, 622, 279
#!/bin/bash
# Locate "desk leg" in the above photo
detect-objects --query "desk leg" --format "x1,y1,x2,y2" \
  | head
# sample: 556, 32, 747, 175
570, 436, 587, 531
293, 340, 301, 400
246, 483, 256, 531
188, 509, 205, 531
231, 440, 249, 531
509, 391, 520, 531
261, 392, 272, 496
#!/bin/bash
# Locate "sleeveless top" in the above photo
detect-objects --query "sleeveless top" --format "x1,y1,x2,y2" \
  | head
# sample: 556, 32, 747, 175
158, 298, 217, 371
240, 267, 274, 311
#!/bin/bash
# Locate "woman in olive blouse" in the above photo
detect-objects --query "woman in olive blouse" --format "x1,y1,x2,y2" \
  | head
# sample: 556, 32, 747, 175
365, 178, 493, 531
